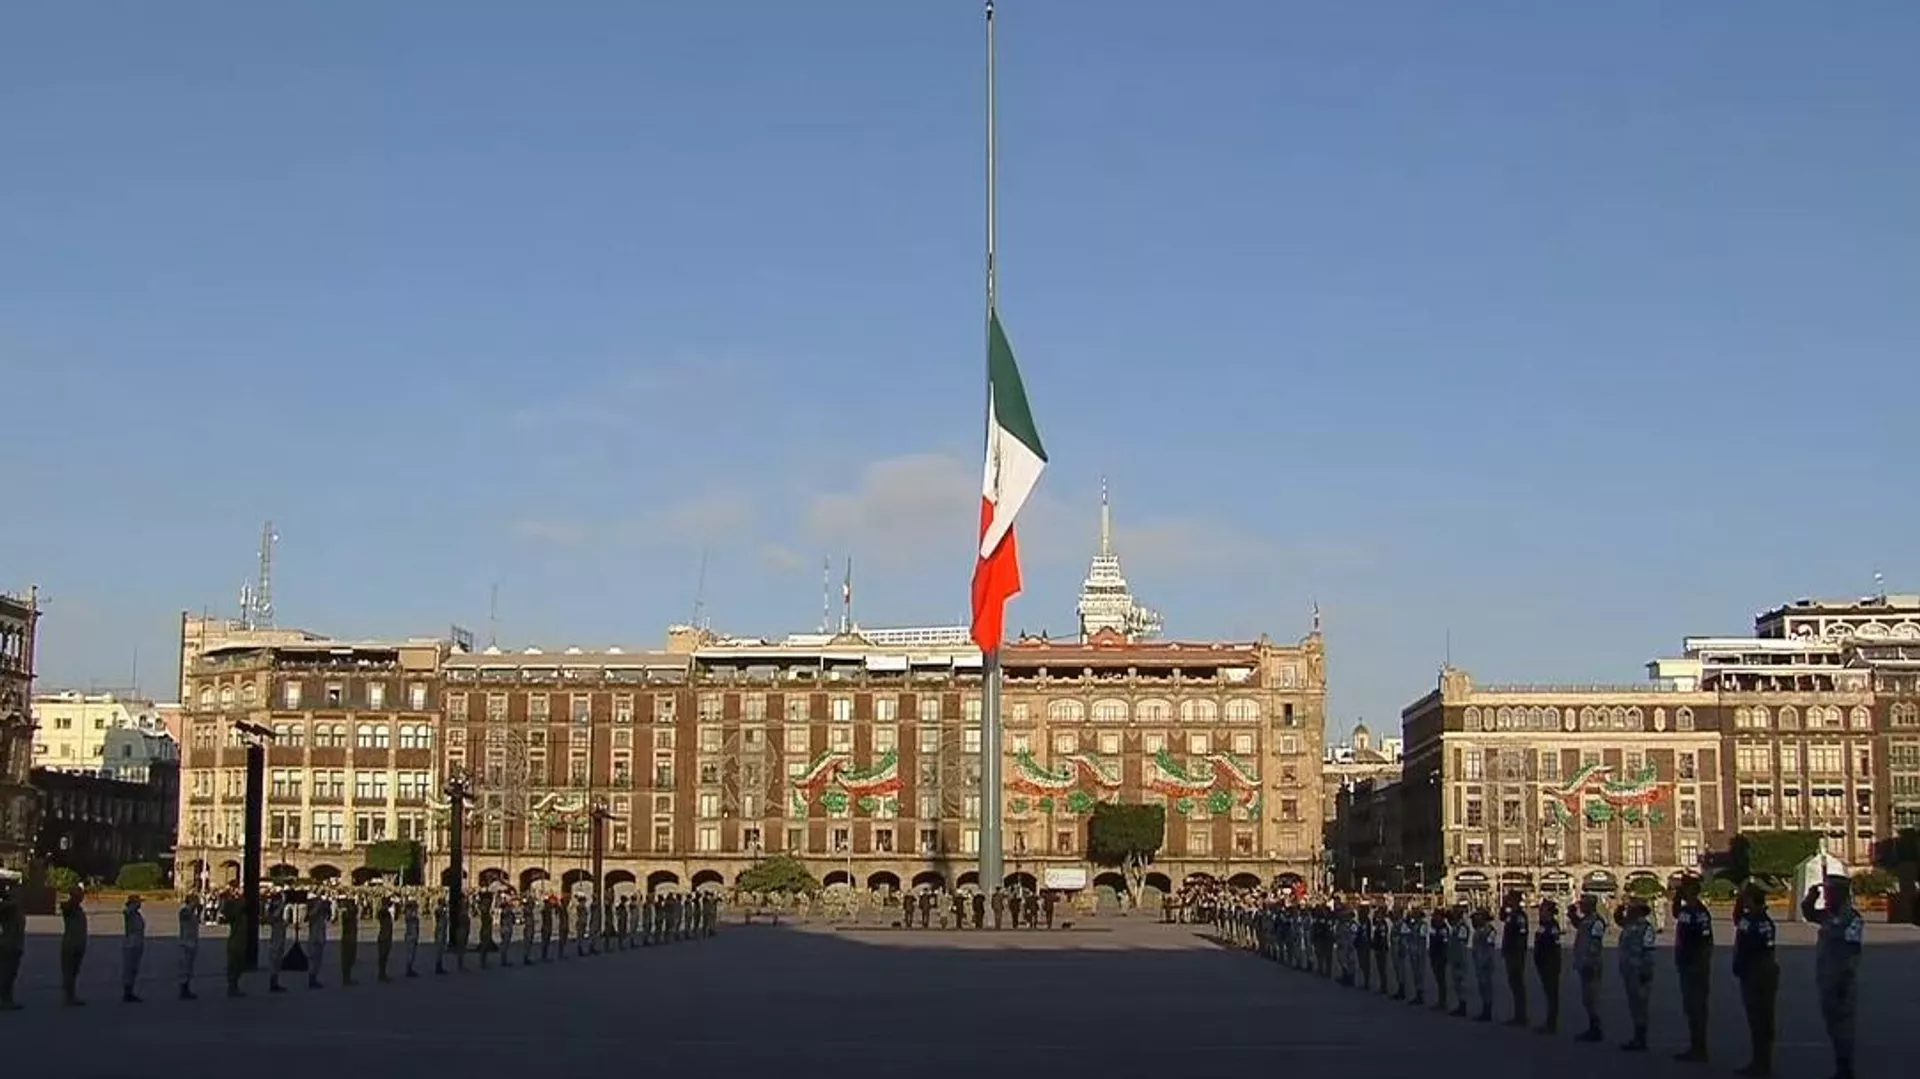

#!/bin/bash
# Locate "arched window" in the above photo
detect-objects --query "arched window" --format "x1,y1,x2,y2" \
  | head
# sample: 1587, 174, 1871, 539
1496, 707, 1513, 729
1136, 699, 1171, 723
1464, 706, 1482, 731
1751, 706, 1771, 729
219, 686, 235, 707
1048, 699, 1084, 723
1777, 705, 1799, 729
1527, 707, 1545, 730
1579, 707, 1597, 730
242, 683, 257, 706
1179, 699, 1218, 723
1224, 699, 1260, 723
1545, 706, 1562, 729
1676, 706, 1694, 731
198, 686, 213, 707
1850, 706, 1871, 730
1626, 706, 1643, 729
1091, 699, 1128, 724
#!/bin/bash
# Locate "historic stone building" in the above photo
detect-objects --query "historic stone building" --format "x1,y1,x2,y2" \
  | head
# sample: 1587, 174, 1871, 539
1322, 722, 1404, 890
177, 638, 447, 885
33, 763, 178, 885
435, 622, 1327, 899
1, 587, 40, 875
1400, 668, 1724, 901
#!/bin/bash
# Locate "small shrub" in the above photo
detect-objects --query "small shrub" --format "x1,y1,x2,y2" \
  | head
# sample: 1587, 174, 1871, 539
114, 862, 165, 892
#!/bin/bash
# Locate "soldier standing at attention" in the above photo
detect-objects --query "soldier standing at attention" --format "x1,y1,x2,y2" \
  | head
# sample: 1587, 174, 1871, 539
1533, 897, 1564, 1034
431, 893, 449, 974
402, 896, 421, 978
1387, 902, 1407, 999
1571, 894, 1606, 1042
59, 885, 87, 1007
1427, 906, 1451, 1011
306, 891, 333, 988
1498, 889, 1530, 1026
1614, 896, 1657, 1051
0, 876, 23, 1011
990, 888, 1006, 930
540, 895, 556, 958
265, 891, 289, 993
1802, 874, 1864, 1079
375, 896, 395, 982
972, 890, 987, 930
1403, 906, 1427, 1003
176, 893, 200, 1000
121, 894, 147, 1003
339, 897, 360, 986
476, 892, 494, 969
1671, 875, 1715, 1063
1470, 908, 1497, 1021
1371, 907, 1391, 993
221, 891, 248, 998
1353, 904, 1373, 990
1447, 903, 1470, 1017
1732, 882, 1779, 1077
522, 895, 539, 963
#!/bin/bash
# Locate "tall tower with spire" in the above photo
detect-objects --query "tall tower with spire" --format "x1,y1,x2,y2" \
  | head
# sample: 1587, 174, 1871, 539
1075, 478, 1163, 643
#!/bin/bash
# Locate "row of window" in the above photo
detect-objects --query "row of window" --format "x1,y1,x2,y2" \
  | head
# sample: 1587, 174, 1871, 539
1457, 747, 1705, 782
188, 722, 435, 750
1734, 704, 1876, 731
1457, 835, 1703, 869
197, 680, 432, 712
1458, 795, 1709, 831
1465, 704, 1694, 733
1732, 741, 1874, 777
453, 691, 1294, 727
447, 723, 1303, 760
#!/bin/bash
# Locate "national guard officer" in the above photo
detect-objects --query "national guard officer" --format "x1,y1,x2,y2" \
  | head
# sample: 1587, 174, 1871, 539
1469, 907, 1496, 1021
1802, 874, 1863, 1079
120, 894, 146, 1003
1403, 906, 1427, 1003
522, 894, 539, 963
1571, 893, 1606, 1042
476, 891, 495, 968
221, 891, 248, 998
1533, 897, 1564, 1034
402, 896, 422, 977
265, 890, 289, 993
1614, 895, 1657, 1051
540, 894, 556, 958
431, 893, 450, 974
375, 895, 395, 982
555, 893, 572, 959
59, 885, 88, 1007
1427, 906, 1451, 1011
1671, 875, 1714, 1062
1498, 889, 1530, 1026
1732, 882, 1779, 1077
1387, 901, 1408, 998
176, 892, 201, 1000
1370, 906, 1391, 992
339, 896, 360, 985
306, 891, 333, 989
990, 888, 1006, 929
1447, 903, 1470, 1017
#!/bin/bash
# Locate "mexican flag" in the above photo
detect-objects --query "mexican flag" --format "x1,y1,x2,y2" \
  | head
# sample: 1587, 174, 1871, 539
970, 309, 1047, 654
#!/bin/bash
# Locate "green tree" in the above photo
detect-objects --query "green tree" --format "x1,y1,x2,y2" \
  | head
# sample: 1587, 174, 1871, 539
46, 866, 80, 893
737, 854, 818, 896
1850, 867, 1896, 898
1701, 876, 1737, 902
1720, 831, 1821, 889
114, 862, 165, 892
1625, 875, 1666, 900
363, 839, 424, 884
1086, 802, 1166, 900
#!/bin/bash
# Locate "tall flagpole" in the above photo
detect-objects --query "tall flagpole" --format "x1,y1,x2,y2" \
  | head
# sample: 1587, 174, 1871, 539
979, 0, 1006, 898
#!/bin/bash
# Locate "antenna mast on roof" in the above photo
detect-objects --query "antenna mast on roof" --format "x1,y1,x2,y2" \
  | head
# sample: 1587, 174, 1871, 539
251, 521, 277, 629
692, 546, 711, 630
489, 583, 500, 648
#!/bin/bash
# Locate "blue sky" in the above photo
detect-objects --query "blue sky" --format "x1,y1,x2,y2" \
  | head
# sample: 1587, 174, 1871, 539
4, 1, 1916, 735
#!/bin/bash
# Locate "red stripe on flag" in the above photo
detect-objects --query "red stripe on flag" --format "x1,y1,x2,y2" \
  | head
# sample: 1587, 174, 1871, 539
970, 495, 1023, 653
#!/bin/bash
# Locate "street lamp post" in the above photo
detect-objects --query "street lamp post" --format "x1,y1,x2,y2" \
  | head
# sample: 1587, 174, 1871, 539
588, 801, 611, 951
233, 720, 274, 968
443, 770, 474, 955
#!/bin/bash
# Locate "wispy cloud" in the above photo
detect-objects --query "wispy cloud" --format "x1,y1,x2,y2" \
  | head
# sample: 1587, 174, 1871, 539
506, 355, 748, 432
798, 451, 1290, 574
507, 489, 757, 550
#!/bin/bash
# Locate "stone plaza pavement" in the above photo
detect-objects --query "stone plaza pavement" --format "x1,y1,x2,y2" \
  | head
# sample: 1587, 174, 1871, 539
3, 909, 1913, 1079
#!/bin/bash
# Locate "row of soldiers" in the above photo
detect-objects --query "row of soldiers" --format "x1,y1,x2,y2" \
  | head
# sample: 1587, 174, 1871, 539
1212, 874, 1865, 1079
0, 879, 722, 1010
898, 888, 1060, 930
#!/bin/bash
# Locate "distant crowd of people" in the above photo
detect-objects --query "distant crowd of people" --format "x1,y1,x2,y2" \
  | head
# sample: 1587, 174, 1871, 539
1193, 874, 1866, 1079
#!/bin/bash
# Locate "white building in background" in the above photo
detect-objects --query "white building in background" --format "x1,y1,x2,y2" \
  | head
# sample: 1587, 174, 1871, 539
31, 691, 174, 773
1075, 480, 1162, 643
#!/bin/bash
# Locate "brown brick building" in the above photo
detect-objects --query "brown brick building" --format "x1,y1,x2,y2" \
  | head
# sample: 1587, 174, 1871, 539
435, 624, 1327, 899
177, 639, 447, 885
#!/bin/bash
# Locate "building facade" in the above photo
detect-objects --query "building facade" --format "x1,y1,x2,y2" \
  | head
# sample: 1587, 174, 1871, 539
1401, 668, 1723, 900
1, 588, 40, 875
177, 639, 447, 885
30, 691, 172, 773
33, 765, 178, 884
1322, 722, 1404, 890
435, 624, 1328, 898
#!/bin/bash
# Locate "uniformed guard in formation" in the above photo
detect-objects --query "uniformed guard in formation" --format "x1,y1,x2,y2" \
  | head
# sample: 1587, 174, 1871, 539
0, 874, 23, 1011
176, 892, 200, 1000
1205, 869, 1870, 1075
119, 895, 146, 1004
58, 885, 87, 1007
